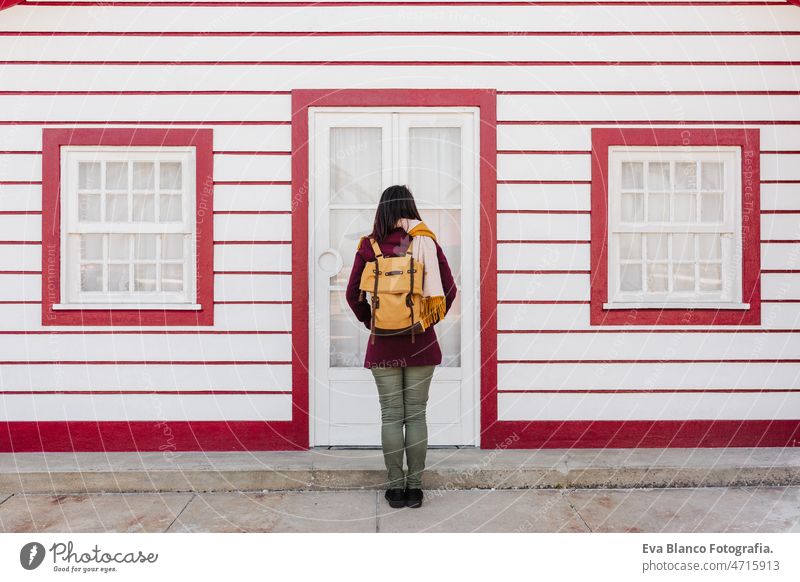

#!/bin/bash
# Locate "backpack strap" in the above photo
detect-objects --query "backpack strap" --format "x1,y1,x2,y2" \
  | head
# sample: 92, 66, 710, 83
369, 237, 383, 259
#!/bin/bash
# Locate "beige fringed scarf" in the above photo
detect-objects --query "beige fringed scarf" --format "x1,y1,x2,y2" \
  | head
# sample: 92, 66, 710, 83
395, 218, 447, 331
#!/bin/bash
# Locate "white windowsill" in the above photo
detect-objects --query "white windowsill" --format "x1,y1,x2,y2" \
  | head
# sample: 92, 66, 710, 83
52, 303, 203, 311
603, 302, 750, 310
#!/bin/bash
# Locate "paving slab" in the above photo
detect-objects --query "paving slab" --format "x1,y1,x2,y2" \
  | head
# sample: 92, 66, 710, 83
0, 492, 192, 533
377, 489, 589, 533
565, 486, 800, 533
167, 491, 377, 533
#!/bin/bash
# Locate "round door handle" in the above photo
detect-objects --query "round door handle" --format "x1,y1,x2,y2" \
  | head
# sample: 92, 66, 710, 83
317, 248, 343, 277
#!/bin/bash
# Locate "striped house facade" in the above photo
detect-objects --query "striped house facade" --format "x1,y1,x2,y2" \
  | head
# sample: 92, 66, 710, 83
0, 0, 799, 452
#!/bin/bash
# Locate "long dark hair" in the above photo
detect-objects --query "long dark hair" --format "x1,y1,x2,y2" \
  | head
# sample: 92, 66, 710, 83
369, 184, 422, 242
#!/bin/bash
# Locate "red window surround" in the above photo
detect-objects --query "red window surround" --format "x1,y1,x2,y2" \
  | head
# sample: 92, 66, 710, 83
41, 128, 214, 326
590, 128, 761, 326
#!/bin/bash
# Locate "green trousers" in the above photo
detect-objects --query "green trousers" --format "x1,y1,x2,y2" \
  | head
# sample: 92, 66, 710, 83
370, 365, 435, 489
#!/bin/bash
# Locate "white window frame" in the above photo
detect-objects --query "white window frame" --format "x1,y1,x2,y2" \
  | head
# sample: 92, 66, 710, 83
55, 146, 200, 310
604, 146, 748, 310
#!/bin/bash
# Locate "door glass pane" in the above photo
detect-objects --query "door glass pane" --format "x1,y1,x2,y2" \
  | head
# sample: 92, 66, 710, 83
418, 208, 461, 367
330, 127, 383, 204
417, 208, 461, 284
407, 127, 462, 205
330, 208, 375, 287
330, 290, 371, 367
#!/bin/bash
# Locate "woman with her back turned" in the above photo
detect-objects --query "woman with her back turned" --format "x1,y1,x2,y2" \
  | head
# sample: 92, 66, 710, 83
345, 184, 458, 509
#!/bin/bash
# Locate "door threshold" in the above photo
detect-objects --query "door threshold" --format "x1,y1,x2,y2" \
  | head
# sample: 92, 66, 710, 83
311, 445, 478, 451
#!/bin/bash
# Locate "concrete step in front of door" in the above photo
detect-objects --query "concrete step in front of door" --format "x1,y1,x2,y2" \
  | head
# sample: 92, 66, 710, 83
1, 448, 798, 494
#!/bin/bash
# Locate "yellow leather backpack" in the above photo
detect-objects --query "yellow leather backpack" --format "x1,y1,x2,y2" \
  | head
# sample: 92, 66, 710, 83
359, 236, 424, 344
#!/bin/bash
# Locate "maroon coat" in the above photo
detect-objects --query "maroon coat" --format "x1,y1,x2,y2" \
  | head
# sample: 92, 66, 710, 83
346, 226, 458, 369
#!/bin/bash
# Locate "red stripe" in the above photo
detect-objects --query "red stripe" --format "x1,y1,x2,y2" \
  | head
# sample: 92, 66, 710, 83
499, 328, 800, 333
18, 1, 791, 5
498, 359, 800, 363
2, 31, 799, 37
0, 360, 290, 365
0, 390, 292, 395
0, 120, 289, 125
498, 180, 591, 185
214, 270, 291, 275
498, 239, 591, 244
500, 90, 800, 95
0, 421, 306, 452
0, 330, 291, 334
499, 300, 589, 304
3, 60, 799, 66
215, 300, 292, 304
482, 420, 800, 449
497, 209, 590, 213
498, 388, 800, 393
498, 150, 590, 154
501, 120, 800, 125
498, 269, 589, 274
214, 150, 291, 155
213, 240, 291, 245
213, 210, 291, 214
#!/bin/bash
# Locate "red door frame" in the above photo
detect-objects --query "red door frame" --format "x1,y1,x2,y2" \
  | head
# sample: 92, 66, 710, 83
291, 88, 499, 449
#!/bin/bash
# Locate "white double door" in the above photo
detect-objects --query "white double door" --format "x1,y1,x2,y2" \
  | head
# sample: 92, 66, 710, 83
309, 107, 479, 446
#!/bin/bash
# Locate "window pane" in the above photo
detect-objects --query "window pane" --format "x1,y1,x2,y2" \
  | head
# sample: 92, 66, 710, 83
81, 264, 103, 292
675, 162, 697, 190
647, 193, 669, 222
418, 208, 461, 284
105, 161, 128, 190
700, 193, 723, 222
162, 264, 183, 292
620, 263, 642, 291
697, 234, 721, 260
646, 263, 668, 292
108, 234, 129, 260
330, 290, 370, 367
618, 233, 641, 260
674, 193, 696, 222
699, 262, 722, 291
621, 162, 643, 189
132, 162, 155, 190
621, 193, 643, 222
159, 194, 182, 222
329, 208, 375, 287
134, 235, 157, 260
79, 162, 101, 190
163, 234, 184, 260
437, 291, 461, 367
80, 234, 103, 260
134, 264, 157, 291
160, 162, 182, 190
672, 233, 694, 261
330, 127, 383, 204
408, 126, 462, 205
78, 194, 101, 222
701, 162, 724, 190
646, 233, 668, 260
133, 194, 156, 222
673, 263, 695, 291
106, 193, 128, 222
647, 162, 670, 191
108, 264, 130, 292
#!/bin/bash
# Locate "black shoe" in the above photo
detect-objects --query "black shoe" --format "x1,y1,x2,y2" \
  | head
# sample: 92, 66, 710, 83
384, 488, 406, 508
405, 488, 423, 508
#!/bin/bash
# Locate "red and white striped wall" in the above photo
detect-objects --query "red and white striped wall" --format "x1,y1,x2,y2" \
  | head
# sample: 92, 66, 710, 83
1, 0, 799, 451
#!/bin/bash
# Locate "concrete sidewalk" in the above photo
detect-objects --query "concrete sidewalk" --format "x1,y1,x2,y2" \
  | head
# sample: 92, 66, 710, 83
0, 487, 798, 533
1, 447, 799, 494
